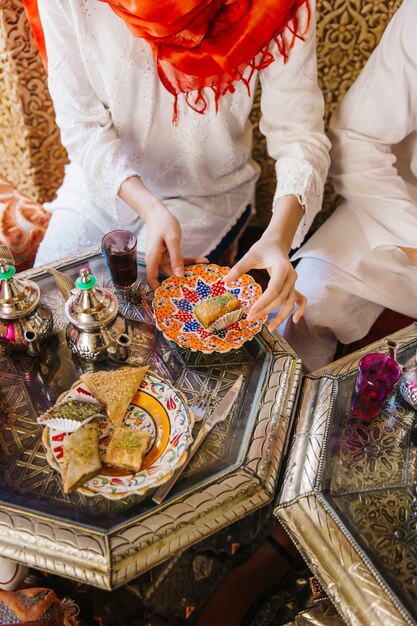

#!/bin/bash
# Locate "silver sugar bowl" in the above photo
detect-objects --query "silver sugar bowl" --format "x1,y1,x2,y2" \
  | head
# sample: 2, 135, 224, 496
65, 268, 126, 361
0, 260, 53, 356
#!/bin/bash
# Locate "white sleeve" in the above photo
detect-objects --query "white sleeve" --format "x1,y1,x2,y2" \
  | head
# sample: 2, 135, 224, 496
37, 0, 137, 217
259, 1, 330, 249
328, 0, 417, 251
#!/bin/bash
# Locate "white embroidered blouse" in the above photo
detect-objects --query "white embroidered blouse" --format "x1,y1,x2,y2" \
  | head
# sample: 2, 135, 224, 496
37, 0, 330, 257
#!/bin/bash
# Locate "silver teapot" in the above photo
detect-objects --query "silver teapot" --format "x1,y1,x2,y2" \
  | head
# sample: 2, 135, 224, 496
0, 260, 53, 356
65, 268, 127, 361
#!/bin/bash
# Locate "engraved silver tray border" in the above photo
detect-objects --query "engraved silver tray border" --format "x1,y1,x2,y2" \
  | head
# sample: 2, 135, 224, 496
275, 323, 417, 626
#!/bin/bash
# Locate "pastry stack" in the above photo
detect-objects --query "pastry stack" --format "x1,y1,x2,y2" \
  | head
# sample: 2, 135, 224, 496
38, 366, 150, 493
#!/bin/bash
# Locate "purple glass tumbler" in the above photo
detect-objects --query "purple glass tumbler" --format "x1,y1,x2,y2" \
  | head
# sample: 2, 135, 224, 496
102, 230, 138, 291
350, 352, 401, 420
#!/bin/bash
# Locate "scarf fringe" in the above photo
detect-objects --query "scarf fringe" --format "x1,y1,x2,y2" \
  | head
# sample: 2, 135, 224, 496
61, 597, 80, 626
26, 0, 311, 126
171, 0, 311, 124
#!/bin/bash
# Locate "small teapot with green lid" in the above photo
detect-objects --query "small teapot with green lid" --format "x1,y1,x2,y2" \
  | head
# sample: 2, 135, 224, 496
65, 268, 126, 361
0, 260, 53, 355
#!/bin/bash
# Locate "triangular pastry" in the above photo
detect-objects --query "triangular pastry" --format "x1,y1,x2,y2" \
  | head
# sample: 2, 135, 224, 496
80, 366, 148, 428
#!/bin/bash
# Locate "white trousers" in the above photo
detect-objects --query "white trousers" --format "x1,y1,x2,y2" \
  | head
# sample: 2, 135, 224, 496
281, 251, 417, 372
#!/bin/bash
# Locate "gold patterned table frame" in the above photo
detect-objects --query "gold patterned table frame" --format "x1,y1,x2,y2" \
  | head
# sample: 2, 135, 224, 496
275, 323, 417, 626
0, 248, 302, 590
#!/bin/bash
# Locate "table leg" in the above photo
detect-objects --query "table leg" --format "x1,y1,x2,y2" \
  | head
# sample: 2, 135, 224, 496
0, 558, 28, 590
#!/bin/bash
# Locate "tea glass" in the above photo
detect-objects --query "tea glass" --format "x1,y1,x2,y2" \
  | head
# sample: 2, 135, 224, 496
350, 352, 401, 420
102, 230, 138, 295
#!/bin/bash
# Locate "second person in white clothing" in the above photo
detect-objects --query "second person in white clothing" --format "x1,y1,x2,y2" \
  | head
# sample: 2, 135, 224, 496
282, 0, 417, 370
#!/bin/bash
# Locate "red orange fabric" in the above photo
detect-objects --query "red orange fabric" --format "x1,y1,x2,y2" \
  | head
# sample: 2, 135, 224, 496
99, 0, 310, 117
22, 0, 47, 70
23, 0, 310, 118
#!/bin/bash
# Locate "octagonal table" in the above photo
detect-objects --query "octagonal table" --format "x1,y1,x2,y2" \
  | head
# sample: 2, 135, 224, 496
275, 324, 417, 626
0, 247, 301, 590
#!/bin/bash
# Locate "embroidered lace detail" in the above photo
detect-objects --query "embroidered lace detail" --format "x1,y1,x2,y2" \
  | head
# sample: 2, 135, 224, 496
273, 157, 323, 249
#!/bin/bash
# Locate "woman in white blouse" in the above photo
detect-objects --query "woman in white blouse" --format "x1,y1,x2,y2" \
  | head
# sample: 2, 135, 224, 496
32, 0, 329, 328
282, 0, 417, 371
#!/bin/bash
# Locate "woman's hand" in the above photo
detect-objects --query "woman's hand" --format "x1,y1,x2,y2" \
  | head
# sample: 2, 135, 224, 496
224, 195, 307, 332
119, 175, 205, 289
144, 204, 184, 288
224, 232, 306, 332
145, 206, 207, 288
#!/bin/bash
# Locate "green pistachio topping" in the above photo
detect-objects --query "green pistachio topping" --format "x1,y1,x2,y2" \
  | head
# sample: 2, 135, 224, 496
76, 441, 97, 459
212, 294, 232, 307
115, 431, 144, 452
44, 400, 102, 421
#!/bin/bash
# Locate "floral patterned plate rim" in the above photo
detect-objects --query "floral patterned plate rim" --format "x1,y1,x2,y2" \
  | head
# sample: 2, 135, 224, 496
42, 371, 193, 499
152, 264, 266, 354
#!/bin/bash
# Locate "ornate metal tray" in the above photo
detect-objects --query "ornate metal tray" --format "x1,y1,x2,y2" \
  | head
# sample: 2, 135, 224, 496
0, 248, 301, 589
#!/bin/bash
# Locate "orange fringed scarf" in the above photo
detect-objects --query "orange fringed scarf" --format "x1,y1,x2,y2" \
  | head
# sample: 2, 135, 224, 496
23, 0, 47, 70
24, 0, 310, 120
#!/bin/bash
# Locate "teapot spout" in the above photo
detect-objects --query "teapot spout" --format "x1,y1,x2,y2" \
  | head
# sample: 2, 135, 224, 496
24, 329, 41, 357
117, 333, 131, 361
108, 333, 131, 362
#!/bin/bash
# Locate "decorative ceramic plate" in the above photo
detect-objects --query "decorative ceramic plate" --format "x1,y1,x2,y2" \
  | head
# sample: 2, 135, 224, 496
152, 264, 266, 353
43, 372, 193, 499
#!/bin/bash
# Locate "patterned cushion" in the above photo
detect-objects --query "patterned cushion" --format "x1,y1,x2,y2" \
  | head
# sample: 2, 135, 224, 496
0, 174, 50, 271
0, 587, 64, 625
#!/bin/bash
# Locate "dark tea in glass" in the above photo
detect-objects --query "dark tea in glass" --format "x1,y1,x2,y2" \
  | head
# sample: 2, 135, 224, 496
102, 230, 138, 290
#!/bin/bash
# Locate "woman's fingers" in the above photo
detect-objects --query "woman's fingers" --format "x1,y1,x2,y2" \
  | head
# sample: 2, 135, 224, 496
146, 250, 163, 289
292, 290, 307, 323
148, 254, 209, 289
223, 251, 256, 283
184, 257, 209, 266
250, 284, 294, 324
247, 267, 297, 321
247, 277, 292, 320
165, 233, 184, 277
267, 290, 307, 332
267, 291, 296, 332
159, 255, 208, 277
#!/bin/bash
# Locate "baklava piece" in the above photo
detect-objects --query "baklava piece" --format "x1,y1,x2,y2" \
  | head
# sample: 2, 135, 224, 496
194, 292, 243, 331
37, 399, 105, 432
62, 423, 102, 493
103, 426, 151, 472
